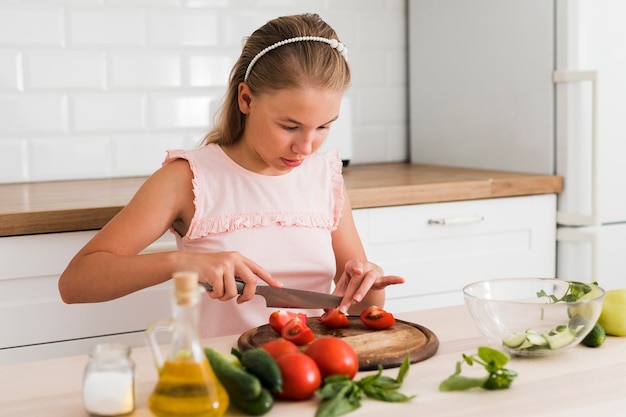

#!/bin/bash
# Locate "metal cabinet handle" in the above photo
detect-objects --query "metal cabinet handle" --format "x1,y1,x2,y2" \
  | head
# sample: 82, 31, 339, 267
427, 215, 484, 226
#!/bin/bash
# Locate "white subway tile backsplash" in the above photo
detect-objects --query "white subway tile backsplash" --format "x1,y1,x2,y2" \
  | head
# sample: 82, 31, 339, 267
0, 1, 407, 184
356, 9, 405, 49
352, 124, 386, 163
185, 0, 231, 7
0, 139, 28, 183
110, 53, 181, 88
0, 6, 64, 46
28, 135, 111, 181
68, 8, 145, 46
0, 51, 21, 91
149, 95, 213, 129
350, 50, 385, 87
25, 51, 105, 89
111, 133, 184, 177
0, 94, 66, 133
148, 9, 219, 46
189, 55, 233, 87
106, 0, 180, 5
358, 87, 407, 124
72, 94, 145, 131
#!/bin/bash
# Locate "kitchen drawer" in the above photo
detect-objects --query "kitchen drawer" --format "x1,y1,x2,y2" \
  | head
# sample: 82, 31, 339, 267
354, 194, 557, 312
0, 231, 177, 364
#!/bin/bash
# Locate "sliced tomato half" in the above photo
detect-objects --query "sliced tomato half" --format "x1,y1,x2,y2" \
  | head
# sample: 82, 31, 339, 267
281, 316, 315, 345
359, 305, 396, 330
269, 310, 307, 334
318, 307, 350, 329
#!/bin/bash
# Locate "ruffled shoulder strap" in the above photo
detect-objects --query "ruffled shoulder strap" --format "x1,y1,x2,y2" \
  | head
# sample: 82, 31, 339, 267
322, 150, 345, 231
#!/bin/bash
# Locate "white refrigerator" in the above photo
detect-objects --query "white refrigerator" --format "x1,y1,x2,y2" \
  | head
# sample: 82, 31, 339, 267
408, 0, 626, 290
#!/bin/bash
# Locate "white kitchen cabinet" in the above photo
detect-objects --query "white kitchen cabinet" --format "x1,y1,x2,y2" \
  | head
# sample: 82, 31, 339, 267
353, 194, 557, 312
0, 231, 177, 365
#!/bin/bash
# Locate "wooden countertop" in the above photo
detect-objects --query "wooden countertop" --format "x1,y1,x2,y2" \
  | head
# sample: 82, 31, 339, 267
0, 163, 563, 237
0, 304, 623, 417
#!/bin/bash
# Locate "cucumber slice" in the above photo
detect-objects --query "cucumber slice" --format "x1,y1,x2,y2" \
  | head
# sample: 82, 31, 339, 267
542, 329, 575, 349
503, 333, 527, 348
525, 332, 548, 347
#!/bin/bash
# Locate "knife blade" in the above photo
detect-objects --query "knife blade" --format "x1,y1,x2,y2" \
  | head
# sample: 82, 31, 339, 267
199, 280, 342, 309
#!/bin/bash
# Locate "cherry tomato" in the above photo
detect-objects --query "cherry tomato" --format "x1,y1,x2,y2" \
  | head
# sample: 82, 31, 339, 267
268, 310, 307, 334
261, 339, 300, 360
359, 305, 396, 330
281, 316, 315, 345
304, 337, 359, 379
318, 308, 350, 329
274, 353, 321, 401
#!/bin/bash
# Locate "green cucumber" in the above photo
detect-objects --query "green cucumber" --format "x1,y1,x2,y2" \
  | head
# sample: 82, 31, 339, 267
581, 322, 606, 348
229, 387, 274, 416
204, 347, 262, 401
240, 348, 283, 394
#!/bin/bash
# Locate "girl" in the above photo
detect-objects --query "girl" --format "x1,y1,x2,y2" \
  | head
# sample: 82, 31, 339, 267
59, 13, 404, 337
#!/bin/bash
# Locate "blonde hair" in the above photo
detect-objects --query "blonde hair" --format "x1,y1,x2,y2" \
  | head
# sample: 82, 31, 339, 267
201, 13, 351, 146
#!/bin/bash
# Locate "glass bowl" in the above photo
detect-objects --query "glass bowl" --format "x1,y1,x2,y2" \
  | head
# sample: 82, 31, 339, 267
463, 278, 605, 357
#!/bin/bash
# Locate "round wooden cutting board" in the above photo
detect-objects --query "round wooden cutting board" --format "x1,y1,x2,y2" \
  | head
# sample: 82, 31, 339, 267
237, 316, 439, 371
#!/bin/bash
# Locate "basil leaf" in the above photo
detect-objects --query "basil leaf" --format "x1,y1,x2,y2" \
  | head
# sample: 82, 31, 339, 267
316, 380, 353, 399
477, 346, 509, 369
371, 376, 401, 390
396, 352, 410, 383
315, 383, 361, 417
362, 385, 415, 402
439, 374, 487, 392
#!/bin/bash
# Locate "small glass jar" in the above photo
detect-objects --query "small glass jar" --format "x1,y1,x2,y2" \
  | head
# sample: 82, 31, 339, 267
82, 343, 135, 416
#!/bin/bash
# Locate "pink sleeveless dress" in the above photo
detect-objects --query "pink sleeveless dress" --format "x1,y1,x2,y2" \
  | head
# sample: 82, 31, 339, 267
163, 144, 345, 337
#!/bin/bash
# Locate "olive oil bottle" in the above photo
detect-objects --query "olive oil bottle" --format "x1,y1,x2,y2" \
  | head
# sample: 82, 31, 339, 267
146, 272, 228, 417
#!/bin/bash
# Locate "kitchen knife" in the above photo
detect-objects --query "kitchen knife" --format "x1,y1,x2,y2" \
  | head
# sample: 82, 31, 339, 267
199, 280, 342, 309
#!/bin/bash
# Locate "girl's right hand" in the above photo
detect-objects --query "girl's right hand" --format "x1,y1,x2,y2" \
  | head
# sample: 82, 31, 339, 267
188, 251, 282, 304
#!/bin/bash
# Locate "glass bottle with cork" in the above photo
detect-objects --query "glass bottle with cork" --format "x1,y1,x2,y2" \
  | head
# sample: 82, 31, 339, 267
146, 271, 229, 417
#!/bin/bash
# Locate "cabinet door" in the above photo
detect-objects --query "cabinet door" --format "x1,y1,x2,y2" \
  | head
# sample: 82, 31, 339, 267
409, 0, 554, 174
557, 223, 626, 290
355, 195, 556, 312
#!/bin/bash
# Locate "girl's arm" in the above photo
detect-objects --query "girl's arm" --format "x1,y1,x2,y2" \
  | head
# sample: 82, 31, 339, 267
58, 159, 277, 304
331, 185, 405, 314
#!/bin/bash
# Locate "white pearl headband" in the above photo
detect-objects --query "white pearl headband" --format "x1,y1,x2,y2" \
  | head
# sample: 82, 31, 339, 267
244, 36, 348, 82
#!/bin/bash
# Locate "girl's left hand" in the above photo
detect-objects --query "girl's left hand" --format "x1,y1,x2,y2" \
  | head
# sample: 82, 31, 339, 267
332, 259, 404, 314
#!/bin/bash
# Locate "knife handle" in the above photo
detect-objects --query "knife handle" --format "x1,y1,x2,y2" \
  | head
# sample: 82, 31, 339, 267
198, 279, 245, 294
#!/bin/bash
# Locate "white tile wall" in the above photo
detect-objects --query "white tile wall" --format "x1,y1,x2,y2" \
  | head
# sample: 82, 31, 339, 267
0, 0, 408, 184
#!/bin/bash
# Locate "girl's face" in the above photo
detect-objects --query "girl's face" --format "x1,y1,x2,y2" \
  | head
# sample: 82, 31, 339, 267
234, 83, 343, 175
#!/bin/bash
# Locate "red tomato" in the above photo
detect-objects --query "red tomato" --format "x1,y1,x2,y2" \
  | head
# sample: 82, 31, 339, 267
318, 308, 350, 329
274, 353, 321, 401
359, 305, 396, 330
261, 339, 300, 360
304, 337, 359, 379
281, 316, 315, 345
269, 310, 307, 334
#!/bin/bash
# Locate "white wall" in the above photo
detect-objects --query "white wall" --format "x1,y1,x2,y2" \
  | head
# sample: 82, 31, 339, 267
0, 0, 408, 184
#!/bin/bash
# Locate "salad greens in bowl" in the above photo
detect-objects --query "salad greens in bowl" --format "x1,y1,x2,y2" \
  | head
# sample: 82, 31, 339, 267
463, 278, 605, 357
